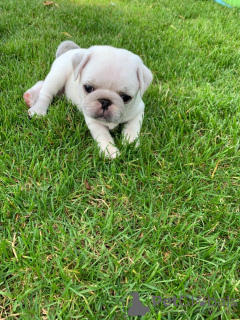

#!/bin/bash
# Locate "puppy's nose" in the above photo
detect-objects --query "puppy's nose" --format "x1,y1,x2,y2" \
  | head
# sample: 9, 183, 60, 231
99, 99, 112, 110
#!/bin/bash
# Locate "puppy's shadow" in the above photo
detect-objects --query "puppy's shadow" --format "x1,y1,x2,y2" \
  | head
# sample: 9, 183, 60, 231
110, 123, 124, 139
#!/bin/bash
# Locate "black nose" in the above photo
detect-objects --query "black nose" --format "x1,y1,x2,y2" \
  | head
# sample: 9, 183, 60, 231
99, 99, 112, 110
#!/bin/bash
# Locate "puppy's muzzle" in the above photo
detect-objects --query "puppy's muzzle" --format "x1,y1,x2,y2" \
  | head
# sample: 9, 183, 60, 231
99, 99, 112, 111
83, 89, 125, 123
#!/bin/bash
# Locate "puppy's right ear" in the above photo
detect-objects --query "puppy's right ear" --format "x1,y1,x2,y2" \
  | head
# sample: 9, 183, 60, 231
72, 51, 91, 81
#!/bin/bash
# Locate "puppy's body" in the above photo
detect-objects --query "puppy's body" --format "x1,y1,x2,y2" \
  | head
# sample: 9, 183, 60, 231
24, 41, 152, 158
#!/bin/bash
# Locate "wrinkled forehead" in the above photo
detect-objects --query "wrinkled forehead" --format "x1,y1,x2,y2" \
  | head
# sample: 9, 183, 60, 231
81, 48, 140, 95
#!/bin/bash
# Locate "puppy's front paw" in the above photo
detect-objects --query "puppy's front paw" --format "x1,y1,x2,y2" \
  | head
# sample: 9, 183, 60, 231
28, 106, 47, 117
122, 129, 140, 146
101, 145, 120, 159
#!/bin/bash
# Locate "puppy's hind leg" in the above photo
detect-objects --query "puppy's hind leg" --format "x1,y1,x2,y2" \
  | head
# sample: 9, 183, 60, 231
28, 61, 68, 117
23, 81, 44, 108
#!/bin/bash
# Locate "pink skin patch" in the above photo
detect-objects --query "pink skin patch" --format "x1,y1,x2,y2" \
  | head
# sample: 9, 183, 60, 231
23, 81, 44, 108
23, 92, 31, 107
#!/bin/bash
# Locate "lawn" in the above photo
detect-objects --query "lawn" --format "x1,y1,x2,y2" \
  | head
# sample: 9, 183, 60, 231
0, 0, 240, 319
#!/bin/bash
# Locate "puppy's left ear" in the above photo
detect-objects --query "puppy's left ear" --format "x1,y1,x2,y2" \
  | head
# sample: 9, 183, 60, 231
72, 51, 92, 81
137, 63, 153, 97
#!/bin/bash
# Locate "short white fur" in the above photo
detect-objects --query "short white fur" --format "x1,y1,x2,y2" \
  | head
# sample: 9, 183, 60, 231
24, 41, 153, 158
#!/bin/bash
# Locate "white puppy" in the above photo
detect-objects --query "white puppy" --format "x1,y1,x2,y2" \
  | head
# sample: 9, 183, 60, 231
23, 41, 153, 158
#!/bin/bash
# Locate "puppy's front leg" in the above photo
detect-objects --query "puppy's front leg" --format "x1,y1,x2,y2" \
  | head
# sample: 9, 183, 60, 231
85, 118, 119, 158
122, 111, 144, 146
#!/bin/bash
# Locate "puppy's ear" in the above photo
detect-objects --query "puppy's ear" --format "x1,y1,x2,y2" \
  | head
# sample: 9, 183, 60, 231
137, 63, 153, 97
72, 51, 91, 81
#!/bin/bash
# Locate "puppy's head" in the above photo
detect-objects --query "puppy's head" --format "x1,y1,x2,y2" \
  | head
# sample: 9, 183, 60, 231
72, 46, 152, 123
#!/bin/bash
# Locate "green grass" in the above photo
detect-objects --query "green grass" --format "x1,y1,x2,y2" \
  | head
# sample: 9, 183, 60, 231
0, 0, 240, 319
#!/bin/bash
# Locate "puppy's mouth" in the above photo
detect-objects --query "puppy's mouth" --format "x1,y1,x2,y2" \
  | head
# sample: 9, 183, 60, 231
92, 110, 116, 123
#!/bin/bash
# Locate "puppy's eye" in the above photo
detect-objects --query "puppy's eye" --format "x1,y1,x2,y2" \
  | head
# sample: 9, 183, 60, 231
84, 85, 95, 94
120, 94, 132, 104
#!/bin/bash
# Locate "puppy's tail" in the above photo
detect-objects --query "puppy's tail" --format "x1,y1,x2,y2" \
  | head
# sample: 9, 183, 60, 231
56, 41, 80, 58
